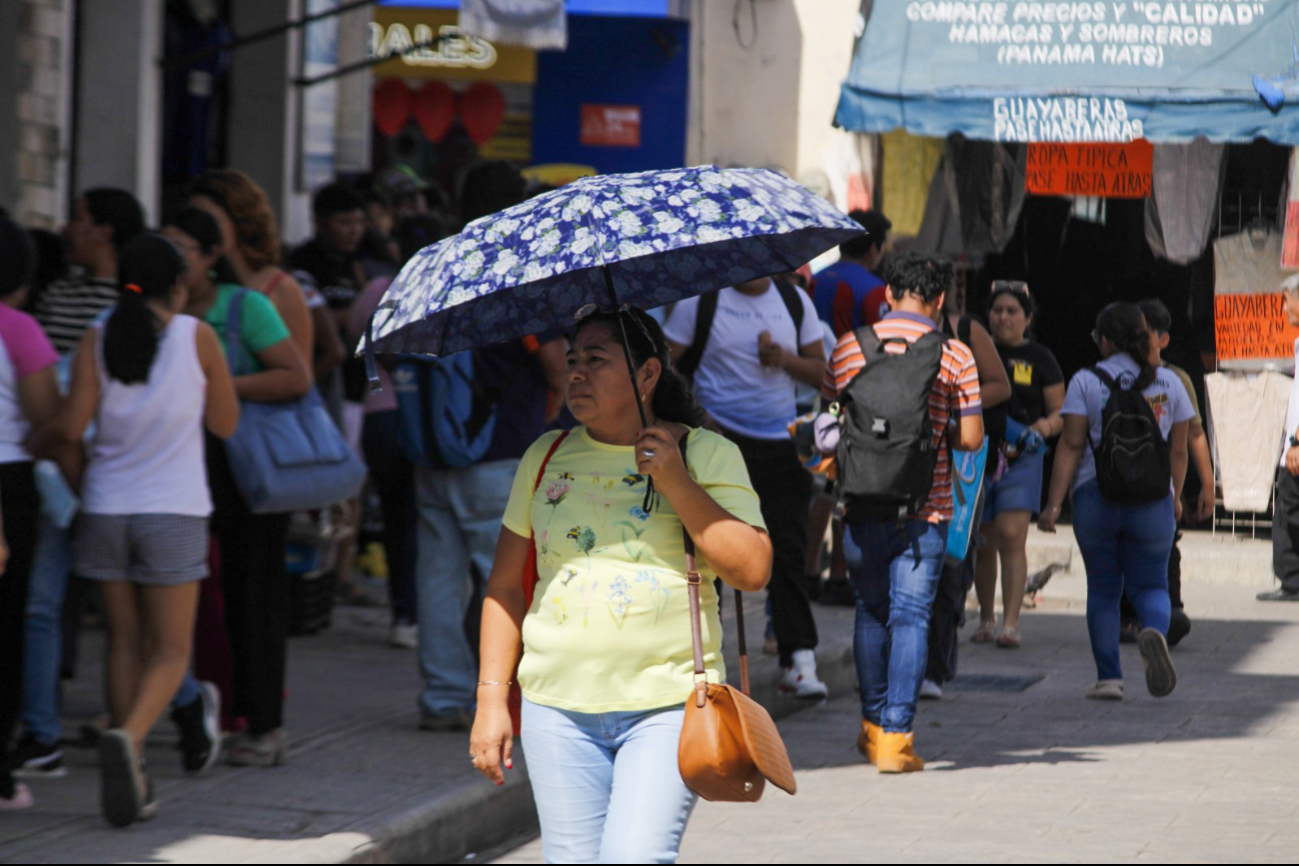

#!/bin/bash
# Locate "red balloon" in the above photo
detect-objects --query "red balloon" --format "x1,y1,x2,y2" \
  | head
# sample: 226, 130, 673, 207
372, 79, 413, 138
414, 81, 457, 143
459, 82, 506, 146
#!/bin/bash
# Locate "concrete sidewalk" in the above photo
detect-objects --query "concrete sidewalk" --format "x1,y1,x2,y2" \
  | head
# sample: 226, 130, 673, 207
0, 592, 856, 864
497, 582, 1299, 864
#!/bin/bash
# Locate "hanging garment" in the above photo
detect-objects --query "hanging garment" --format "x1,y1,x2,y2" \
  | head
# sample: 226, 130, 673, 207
1205, 371, 1291, 513
916, 137, 1026, 256
459, 0, 566, 50
1145, 139, 1226, 265
881, 131, 944, 237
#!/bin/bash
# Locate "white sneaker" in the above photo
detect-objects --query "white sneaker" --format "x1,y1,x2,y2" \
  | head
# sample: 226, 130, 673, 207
388, 623, 418, 649
778, 649, 829, 699
918, 679, 943, 700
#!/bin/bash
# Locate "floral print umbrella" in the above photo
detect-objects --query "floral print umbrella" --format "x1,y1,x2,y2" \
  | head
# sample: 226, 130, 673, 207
365, 165, 864, 357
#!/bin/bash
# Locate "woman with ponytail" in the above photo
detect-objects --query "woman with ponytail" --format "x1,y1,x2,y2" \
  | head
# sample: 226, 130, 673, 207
1039, 302, 1192, 703
37, 233, 238, 826
162, 208, 311, 770
468, 306, 771, 864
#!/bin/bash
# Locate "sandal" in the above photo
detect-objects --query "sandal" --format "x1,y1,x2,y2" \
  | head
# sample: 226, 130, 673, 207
996, 625, 1021, 649
970, 620, 997, 644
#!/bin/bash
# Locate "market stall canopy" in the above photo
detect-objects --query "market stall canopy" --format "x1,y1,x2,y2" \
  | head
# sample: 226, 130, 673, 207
835, 0, 1299, 144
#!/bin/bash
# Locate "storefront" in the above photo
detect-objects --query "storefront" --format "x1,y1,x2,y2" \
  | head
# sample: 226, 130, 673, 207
370, 0, 690, 197
835, 0, 1299, 522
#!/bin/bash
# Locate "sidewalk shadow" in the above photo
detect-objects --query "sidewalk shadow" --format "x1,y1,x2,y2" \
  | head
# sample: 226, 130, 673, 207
777, 611, 1299, 775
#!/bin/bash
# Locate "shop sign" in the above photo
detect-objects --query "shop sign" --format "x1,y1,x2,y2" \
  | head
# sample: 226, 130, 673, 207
580, 104, 641, 147
370, 8, 536, 83
1214, 292, 1299, 363
1025, 140, 1152, 198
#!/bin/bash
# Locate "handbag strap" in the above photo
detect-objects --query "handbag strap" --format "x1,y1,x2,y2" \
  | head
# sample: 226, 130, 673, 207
680, 433, 750, 710
223, 287, 251, 377
534, 430, 570, 494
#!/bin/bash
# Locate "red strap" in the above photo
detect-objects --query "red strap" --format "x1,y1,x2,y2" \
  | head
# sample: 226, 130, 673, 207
261, 269, 288, 296
512, 429, 571, 735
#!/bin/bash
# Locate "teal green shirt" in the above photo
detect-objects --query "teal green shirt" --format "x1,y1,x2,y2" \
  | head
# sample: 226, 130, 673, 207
204, 284, 291, 374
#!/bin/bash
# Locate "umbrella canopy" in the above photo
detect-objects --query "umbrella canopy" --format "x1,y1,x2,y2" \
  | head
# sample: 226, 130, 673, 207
367, 166, 863, 357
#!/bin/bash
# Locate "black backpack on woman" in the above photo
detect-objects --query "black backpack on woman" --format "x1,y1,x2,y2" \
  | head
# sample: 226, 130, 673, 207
1087, 368, 1170, 504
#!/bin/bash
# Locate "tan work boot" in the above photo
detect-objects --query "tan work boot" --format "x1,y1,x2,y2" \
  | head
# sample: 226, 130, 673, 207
856, 720, 881, 764
876, 730, 924, 774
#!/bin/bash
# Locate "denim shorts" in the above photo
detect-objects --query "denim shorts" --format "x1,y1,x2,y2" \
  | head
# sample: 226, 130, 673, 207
75, 513, 209, 585
983, 450, 1044, 521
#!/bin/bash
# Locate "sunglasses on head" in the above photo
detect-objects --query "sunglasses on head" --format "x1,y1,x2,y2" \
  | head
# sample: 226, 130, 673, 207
991, 280, 1030, 296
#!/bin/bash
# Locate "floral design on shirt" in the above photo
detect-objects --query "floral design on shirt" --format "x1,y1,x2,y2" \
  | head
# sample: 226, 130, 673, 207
606, 575, 633, 629
543, 481, 571, 525
634, 569, 671, 623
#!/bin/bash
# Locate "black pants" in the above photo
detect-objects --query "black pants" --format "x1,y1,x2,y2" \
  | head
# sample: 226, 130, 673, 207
1274, 467, 1299, 594
0, 462, 38, 797
362, 411, 418, 625
721, 428, 816, 667
208, 437, 292, 735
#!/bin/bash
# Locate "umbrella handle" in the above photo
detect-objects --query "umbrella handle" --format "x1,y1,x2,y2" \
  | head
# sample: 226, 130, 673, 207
364, 313, 384, 393
602, 267, 657, 513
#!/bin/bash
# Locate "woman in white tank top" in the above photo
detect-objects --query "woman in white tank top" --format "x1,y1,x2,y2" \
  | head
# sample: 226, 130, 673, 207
33, 233, 238, 828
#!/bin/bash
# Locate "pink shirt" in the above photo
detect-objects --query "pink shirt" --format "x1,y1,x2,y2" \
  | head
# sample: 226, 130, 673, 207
0, 304, 58, 463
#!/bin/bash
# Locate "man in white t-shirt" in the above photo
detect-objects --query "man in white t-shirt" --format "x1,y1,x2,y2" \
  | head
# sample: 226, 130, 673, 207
1264, 274, 1299, 602
664, 277, 831, 697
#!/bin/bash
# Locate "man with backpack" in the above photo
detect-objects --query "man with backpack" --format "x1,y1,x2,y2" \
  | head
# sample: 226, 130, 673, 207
822, 252, 983, 773
665, 276, 830, 698
411, 163, 568, 731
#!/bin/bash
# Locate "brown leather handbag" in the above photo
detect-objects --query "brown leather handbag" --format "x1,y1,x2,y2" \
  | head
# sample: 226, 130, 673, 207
676, 437, 797, 802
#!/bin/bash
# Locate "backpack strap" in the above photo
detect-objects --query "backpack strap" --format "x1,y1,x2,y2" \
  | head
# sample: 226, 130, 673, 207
957, 314, 972, 347
678, 291, 720, 379
774, 277, 806, 338
1084, 366, 1119, 455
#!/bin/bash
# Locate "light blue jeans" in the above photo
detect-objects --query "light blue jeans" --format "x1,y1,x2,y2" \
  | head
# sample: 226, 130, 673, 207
415, 459, 520, 718
21, 516, 73, 745
521, 697, 696, 864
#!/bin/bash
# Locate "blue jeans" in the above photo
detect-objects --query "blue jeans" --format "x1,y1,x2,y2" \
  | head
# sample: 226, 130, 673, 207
846, 519, 949, 732
21, 517, 72, 745
415, 459, 519, 717
1072, 480, 1175, 681
521, 697, 696, 864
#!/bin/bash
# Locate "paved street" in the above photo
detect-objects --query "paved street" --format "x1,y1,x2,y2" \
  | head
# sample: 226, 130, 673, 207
496, 582, 1299, 864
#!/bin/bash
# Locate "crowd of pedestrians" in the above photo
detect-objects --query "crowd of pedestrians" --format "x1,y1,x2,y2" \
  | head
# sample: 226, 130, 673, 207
0, 166, 1288, 863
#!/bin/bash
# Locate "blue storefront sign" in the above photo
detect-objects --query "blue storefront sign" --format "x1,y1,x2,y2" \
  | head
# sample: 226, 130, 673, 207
835, 0, 1299, 144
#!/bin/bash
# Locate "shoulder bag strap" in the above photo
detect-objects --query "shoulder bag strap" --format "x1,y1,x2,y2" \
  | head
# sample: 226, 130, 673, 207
678, 291, 720, 379
681, 432, 751, 709
533, 430, 570, 493
224, 288, 250, 377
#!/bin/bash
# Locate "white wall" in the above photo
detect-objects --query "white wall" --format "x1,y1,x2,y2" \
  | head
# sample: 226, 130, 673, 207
75, 0, 164, 223
687, 0, 865, 209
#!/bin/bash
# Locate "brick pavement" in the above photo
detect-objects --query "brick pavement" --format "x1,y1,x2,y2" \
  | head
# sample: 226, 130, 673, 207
495, 583, 1299, 864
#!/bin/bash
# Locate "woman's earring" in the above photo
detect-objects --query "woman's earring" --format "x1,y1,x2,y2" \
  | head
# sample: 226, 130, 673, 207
208, 269, 218, 280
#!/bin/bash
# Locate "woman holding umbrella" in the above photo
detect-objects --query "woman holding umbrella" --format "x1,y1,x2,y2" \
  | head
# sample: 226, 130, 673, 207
469, 307, 772, 863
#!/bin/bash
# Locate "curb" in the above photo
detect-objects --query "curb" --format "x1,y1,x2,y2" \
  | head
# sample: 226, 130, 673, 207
342, 599, 859, 865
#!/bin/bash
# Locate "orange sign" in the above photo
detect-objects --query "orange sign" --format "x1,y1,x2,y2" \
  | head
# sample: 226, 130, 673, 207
1025, 141, 1153, 199
1214, 292, 1299, 362
580, 105, 641, 148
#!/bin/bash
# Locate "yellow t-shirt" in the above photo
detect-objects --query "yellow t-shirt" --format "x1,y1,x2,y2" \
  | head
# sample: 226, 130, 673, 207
502, 426, 766, 714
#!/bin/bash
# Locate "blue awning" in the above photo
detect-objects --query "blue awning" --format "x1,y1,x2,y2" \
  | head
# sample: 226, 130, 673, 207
835, 0, 1299, 144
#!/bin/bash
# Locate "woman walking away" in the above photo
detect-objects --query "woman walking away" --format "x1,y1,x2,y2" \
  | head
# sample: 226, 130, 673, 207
470, 308, 772, 864
39, 233, 238, 826
1039, 302, 1191, 701
972, 281, 1064, 649
0, 217, 60, 811
164, 208, 312, 767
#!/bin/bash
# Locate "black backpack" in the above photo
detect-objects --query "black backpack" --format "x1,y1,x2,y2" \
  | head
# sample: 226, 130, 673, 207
837, 325, 948, 520
677, 279, 806, 379
1087, 367, 1170, 504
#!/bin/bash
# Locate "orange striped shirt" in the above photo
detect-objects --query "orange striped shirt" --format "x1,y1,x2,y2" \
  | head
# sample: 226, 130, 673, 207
822, 312, 982, 523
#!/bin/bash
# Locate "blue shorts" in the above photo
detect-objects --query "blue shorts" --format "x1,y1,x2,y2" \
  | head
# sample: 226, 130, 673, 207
983, 450, 1044, 522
